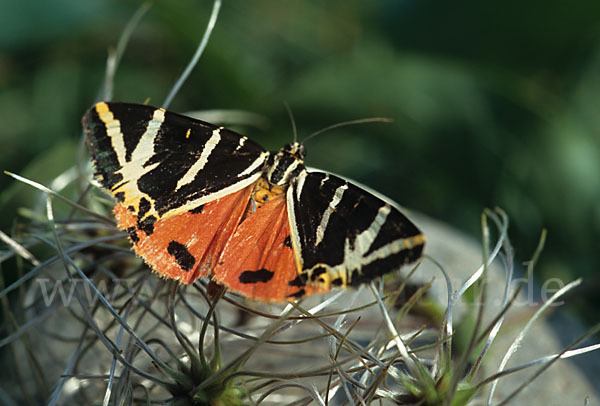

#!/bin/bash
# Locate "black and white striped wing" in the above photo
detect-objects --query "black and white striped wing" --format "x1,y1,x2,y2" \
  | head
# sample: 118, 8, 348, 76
83, 102, 269, 221
286, 171, 425, 289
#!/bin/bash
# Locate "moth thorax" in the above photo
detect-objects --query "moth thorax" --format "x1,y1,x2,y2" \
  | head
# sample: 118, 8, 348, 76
265, 150, 305, 187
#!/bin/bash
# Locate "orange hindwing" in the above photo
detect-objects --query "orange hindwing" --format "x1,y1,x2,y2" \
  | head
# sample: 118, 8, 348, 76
212, 194, 324, 302
114, 184, 254, 284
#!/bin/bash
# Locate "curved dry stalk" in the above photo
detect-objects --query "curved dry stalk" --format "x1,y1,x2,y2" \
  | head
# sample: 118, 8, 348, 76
100, 1, 152, 102
162, 0, 222, 109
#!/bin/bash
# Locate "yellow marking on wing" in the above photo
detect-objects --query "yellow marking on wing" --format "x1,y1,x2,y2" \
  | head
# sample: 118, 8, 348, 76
404, 234, 426, 249
185, 128, 191, 139
315, 269, 332, 286
302, 264, 347, 289
95, 102, 117, 130
95, 101, 110, 117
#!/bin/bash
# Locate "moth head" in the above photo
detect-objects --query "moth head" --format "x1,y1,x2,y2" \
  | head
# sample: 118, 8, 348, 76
265, 143, 307, 187
282, 142, 306, 160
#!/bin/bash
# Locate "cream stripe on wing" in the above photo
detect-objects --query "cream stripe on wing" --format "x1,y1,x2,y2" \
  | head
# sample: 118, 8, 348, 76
315, 182, 348, 246
295, 169, 307, 201
130, 108, 165, 163
360, 204, 391, 253
117, 107, 166, 186
235, 136, 247, 152
176, 128, 222, 190
361, 234, 426, 266
286, 177, 305, 273
167, 171, 263, 217
342, 204, 391, 267
95, 102, 126, 166
319, 174, 330, 189
237, 151, 269, 178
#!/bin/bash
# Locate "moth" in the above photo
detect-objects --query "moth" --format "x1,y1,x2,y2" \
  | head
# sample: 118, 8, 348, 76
83, 102, 425, 301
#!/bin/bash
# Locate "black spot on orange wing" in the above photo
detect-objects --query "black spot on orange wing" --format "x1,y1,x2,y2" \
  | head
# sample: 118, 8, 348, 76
189, 204, 204, 214
138, 215, 156, 236
115, 192, 125, 202
287, 289, 306, 299
283, 235, 292, 248
239, 268, 275, 284
126, 227, 139, 243
288, 273, 307, 287
167, 241, 196, 272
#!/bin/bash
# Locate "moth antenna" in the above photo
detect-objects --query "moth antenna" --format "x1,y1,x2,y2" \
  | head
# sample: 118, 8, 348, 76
300, 117, 393, 145
284, 101, 298, 144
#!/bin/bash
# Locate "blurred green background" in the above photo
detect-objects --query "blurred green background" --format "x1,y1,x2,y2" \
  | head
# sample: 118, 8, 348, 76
1, 0, 599, 322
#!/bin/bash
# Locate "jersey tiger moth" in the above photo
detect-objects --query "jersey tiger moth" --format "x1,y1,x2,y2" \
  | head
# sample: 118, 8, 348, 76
83, 102, 425, 302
